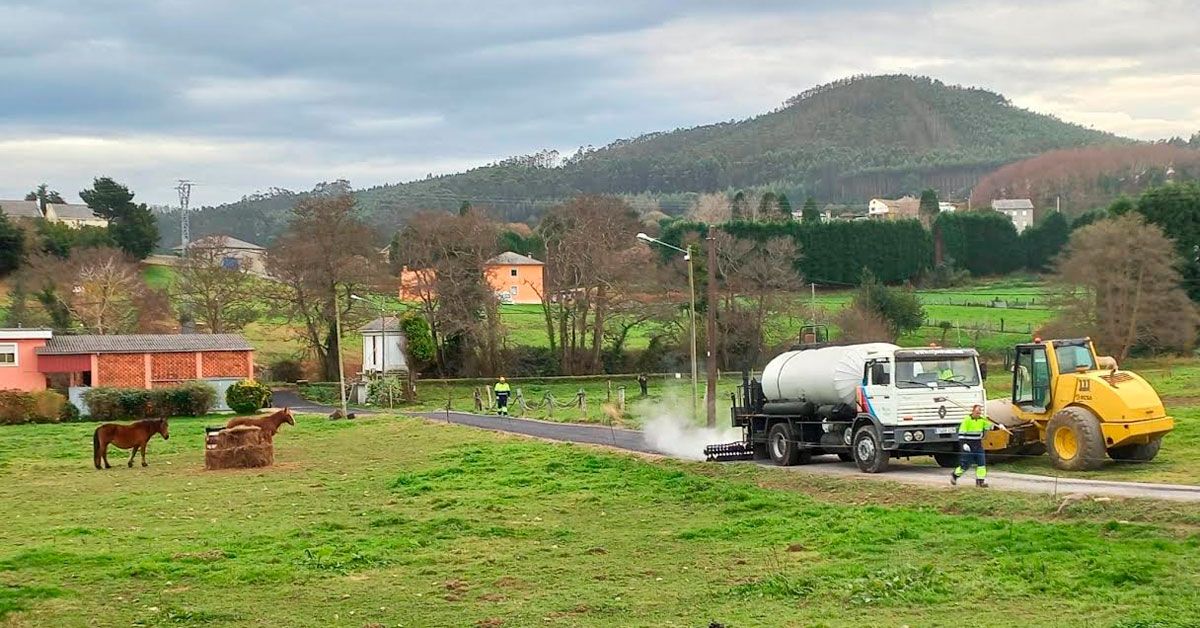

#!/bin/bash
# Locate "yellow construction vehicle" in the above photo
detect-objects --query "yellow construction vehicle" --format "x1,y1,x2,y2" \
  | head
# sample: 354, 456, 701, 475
984, 337, 1174, 470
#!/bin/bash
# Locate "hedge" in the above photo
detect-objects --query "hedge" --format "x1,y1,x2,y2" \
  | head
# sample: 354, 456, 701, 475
82, 382, 216, 422
662, 218, 934, 285
934, 211, 1022, 276
0, 389, 69, 425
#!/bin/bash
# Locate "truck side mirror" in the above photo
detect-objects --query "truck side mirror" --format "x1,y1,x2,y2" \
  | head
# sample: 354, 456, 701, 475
871, 363, 890, 386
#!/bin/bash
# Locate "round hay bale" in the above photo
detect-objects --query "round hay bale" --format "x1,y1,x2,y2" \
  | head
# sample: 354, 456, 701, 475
205, 425, 274, 470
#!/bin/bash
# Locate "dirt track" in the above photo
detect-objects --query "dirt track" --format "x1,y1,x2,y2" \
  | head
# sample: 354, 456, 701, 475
420, 410, 1200, 503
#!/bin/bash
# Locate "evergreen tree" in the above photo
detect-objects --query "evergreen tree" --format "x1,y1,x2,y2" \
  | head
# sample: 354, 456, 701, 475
79, 177, 159, 259
918, 188, 940, 224
24, 183, 65, 208
0, 209, 24, 277
2, 278, 31, 327
777, 193, 793, 218
1019, 211, 1071, 272
801, 196, 820, 223
758, 192, 778, 220
731, 191, 747, 220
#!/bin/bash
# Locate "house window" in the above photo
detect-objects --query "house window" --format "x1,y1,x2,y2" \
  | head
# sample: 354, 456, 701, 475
222, 256, 240, 270
0, 343, 16, 366
510, 268, 518, 277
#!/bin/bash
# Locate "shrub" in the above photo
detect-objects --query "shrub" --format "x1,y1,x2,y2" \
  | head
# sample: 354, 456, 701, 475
504, 346, 559, 378
853, 270, 925, 337
0, 389, 36, 425
226, 380, 272, 414
83, 382, 217, 421
367, 377, 407, 406
58, 402, 82, 423
270, 358, 305, 383
30, 390, 66, 423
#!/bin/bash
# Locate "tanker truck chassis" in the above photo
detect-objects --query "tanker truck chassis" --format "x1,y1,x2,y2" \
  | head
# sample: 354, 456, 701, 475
706, 342, 987, 473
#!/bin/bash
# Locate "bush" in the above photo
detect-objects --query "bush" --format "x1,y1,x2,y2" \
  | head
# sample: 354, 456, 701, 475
226, 380, 272, 414
0, 389, 36, 425
0, 389, 69, 425
83, 382, 217, 421
853, 270, 925, 337
270, 358, 305, 383
367, 377, 407, 405
59, 402, 82, 423
504, 346, 560, 378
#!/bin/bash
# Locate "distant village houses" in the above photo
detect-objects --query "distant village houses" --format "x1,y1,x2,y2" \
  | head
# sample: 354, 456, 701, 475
991, 199, 1036, 233
0, 199, 108, 228
867, 196, 920, 220
173, 234, 269, 275
399, 251, 546, 305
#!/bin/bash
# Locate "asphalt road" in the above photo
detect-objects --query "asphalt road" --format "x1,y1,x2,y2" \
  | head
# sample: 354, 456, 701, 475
419, 410, 1200, 503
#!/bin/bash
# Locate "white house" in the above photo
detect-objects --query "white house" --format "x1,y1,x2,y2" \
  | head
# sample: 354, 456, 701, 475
991, 199, 1036, 233
867, 196, 920, 220
938, 202, 957, 213
358, 317, 408, 375
45, 203, 108, 228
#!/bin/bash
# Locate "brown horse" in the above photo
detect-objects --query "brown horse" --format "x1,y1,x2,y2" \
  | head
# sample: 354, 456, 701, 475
93, 419, 170, 470
226, 407, 295, 441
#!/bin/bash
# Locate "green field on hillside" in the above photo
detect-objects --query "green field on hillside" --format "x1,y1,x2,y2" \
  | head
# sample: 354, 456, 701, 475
2, 414, 1199, 627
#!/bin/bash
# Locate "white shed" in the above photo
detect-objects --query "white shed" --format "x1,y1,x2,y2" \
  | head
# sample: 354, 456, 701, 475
358, 317, 408, 375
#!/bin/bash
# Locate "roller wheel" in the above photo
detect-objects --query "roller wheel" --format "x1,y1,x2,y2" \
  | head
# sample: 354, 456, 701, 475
767, 423, 801, 466
1046, 407, 1106, 471
852, 425, 890, 473
1108, 438, 1163, 463
933, 453, 959, 468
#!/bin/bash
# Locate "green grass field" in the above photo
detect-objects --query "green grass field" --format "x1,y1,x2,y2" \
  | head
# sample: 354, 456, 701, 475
3, 414, 1200, 626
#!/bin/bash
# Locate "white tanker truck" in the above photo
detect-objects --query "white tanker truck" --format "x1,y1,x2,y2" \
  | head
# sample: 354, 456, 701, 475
706, 332, 986, 473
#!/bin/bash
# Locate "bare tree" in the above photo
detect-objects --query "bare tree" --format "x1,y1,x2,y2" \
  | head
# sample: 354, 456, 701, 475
25, 247, 164, 334
1048, 213, 1200, 360
267, 194, 380, 381
687, 193, 731, 225
536, 195, 642, 374
834, 304, 894, 342
714, 234, 804, 369
174, 241, 262, 333
393, 209, 501, 375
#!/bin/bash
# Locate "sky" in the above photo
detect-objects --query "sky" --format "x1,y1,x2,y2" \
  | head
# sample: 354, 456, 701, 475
1, 0, 1198, 207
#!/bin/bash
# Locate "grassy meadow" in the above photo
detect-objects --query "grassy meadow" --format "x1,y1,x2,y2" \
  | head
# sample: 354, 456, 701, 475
3, 413, 1200, 627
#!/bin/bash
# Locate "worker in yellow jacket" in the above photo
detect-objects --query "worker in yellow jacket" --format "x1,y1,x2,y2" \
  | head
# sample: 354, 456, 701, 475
950, 404, 1008, 488
494, 377, 511, 416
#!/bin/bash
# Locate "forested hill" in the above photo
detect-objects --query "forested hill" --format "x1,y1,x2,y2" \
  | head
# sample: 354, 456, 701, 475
169, 75, 1121, 248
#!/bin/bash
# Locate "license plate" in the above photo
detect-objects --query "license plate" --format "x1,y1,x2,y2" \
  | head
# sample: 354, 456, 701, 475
935, 427, 957, 435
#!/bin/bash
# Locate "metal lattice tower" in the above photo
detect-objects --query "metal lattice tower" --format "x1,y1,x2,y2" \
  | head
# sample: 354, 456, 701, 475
176, 180, 194, 249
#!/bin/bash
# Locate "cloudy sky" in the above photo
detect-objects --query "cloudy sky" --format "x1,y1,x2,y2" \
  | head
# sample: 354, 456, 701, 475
2, 0, 1198, 207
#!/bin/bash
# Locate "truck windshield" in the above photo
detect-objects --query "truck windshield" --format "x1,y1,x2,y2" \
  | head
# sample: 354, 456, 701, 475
895, 357, 980, 388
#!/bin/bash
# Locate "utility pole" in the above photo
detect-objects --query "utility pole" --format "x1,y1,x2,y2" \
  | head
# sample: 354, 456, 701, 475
686, 246, 699, 424
176, 180, 194, 251
333, 287, 349, 418
705, 232, 718, 428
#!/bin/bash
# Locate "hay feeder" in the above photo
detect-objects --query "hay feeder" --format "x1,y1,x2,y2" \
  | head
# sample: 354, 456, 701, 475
205, 425, 274, 470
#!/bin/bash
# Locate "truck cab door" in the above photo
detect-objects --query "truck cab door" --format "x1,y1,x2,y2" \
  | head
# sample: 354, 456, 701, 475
861, 359, 894, 421
1013, 345, 1051, 414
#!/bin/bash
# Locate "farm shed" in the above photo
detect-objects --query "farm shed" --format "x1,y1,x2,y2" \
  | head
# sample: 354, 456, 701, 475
34, 333, 255, 413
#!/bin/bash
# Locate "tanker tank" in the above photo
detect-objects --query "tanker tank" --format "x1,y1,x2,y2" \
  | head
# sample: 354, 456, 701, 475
760, 343, 899, 407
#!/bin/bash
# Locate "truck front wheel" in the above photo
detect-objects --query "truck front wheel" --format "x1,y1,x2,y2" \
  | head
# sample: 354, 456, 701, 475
853, 425, 890, 473
767, 423, 809, 466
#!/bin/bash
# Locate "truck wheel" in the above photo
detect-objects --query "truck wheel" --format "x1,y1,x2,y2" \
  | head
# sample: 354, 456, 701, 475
1046, 407, 1106, 471
933, 453, 959, 468
767, 423, 801, 466
1108, 438, 1162, 463
852, 425, 890, 473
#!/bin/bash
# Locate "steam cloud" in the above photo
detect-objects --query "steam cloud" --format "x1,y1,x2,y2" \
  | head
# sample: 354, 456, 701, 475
641, 404, 741, 460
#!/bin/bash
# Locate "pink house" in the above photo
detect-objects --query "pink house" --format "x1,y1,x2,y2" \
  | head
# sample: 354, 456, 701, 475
0, 329, 54, 391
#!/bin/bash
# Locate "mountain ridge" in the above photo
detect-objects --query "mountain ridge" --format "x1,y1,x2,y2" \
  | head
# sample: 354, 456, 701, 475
166, 74, 1124, 248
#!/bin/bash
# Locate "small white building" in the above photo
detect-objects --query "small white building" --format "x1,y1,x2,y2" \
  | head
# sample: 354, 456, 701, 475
358, 317, 408, 375
45, 203, 108, 228
938, 202, 957, 213
991, 199, 1036, 233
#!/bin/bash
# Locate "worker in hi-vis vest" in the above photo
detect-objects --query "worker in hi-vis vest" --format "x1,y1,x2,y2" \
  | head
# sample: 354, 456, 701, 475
494, 377, 511, 416
951, 404, 1009, 488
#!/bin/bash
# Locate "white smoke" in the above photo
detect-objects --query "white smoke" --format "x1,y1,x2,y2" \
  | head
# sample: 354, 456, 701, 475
641, 405, 743, 461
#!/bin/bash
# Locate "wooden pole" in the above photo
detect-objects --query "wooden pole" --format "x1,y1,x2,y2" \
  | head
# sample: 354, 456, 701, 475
705, 232, 718, 428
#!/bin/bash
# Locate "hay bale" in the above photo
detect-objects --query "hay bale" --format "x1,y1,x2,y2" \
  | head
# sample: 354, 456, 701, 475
205, 425, 274, 470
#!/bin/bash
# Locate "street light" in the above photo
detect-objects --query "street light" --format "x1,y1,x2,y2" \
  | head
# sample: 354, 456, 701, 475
636, 232, 698, 423
350, 293, 391, 409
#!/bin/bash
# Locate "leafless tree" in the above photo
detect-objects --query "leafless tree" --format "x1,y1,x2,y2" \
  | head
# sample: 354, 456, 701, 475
687, 193, 731, 225
714, 233, 804, 369
1047, 213, 1200, 360
536, 195, 642, 374
25, 247, 166, 334
173, 240, 262, 333
834, 304, 894, 343
393, 209, 501, 375
266, 194, 380, 381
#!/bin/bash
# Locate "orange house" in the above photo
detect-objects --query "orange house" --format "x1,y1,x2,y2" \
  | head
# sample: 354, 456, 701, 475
399, 251, 545, 305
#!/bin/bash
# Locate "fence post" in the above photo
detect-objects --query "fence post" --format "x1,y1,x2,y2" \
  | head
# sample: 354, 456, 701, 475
606, 380, 612, 402
577, 389, 586, 414
546, 393, 554, 418
1000, 317, 1005, 333
515, 388, 525, 416
617, 386, 626, 411
473, 389, 483, 412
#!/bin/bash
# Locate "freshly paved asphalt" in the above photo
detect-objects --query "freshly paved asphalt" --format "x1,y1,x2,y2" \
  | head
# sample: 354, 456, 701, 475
416, 409, 1200, 503
270, 389, 376, 416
